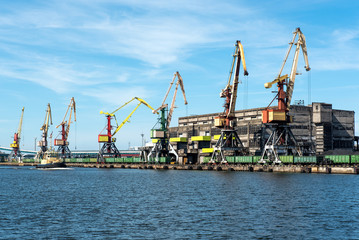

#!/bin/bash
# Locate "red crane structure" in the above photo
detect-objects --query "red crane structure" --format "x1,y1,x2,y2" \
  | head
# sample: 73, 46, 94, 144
211, 40, 249, 163
54, 97, 76, 159
97, 97, 156, 163
260, 27, 311, 164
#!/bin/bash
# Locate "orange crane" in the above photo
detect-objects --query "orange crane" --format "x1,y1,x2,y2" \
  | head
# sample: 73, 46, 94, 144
211, 40, 248, 163
98, 97, 156, 162
9, 107, 25, 162
36, 103, 52, 160
54, 97, 76, 159
260, 27, 311, 164
148, 71, 188, 163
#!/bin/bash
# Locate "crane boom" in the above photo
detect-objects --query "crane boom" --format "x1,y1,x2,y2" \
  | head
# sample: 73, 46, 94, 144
286, 28, 310, 108
36, 103, 53, 160
215, 40, 248, 129
153, 71, 187, 116
56, 97, 76, 139
227, 41, 248, 118
167, 72, 187, 128
100, 97, 142, 117
112, 98, 156, 136
41, 103, 52, 133
17, 107, 25, 136
9, 107, 25, 160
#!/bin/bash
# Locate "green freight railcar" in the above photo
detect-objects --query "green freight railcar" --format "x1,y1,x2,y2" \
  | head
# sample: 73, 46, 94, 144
235, 156, 253, 164
124, 158, 133, 163
159, 157, 170, 164
279, 156, 294, 164
76, 158, 84, 163
105, 158, 115, 163
325, 155, 350, 164
253, 156, 261, 164
351, 155, 359, 164
202, 157, 211, 164
82, 158, 90, 163
23, 159, 35, 163
89, 158, 97, 163
225, 156, 235, 163
294, 156, 317, 164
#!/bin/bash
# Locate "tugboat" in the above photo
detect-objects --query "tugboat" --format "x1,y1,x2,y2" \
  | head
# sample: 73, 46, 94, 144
36, 151, 66, 169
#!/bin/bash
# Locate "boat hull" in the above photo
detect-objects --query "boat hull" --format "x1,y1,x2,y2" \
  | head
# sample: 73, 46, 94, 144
36, 162, 67, 168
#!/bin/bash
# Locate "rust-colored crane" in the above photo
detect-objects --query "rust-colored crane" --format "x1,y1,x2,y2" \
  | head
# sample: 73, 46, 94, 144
54, 97, 76, 159
36, 103, 52, 160
211, 40, 249, 163
260, 27, 311, 164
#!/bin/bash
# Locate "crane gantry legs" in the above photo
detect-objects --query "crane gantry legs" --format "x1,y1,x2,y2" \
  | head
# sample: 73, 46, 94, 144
259, 124, 302, 164
211, 129, 247, 163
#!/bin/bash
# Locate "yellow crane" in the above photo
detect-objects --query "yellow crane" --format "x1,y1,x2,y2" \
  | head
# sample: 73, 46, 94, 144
36, 103, 52, 160
98, 97, 156, 162
211, 40, 249, 163
148, 71, 188, 163
9, 107, 25, 162
54, 97, 76, 159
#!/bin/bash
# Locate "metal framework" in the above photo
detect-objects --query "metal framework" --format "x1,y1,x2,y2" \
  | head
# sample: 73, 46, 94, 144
260, 27, 311, 164
55, 97, 76, 159
9, 107, 25, 162
36, 103, 52, 160
260, 124, 302, 164
211, 40, 248, 163
98, 97, 155, 163
147, 71, 187, 163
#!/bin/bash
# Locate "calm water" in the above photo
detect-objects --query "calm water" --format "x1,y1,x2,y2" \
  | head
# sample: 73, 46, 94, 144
0, 166, 358, 239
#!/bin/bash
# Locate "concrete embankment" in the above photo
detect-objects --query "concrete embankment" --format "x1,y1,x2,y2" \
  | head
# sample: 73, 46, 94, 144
2, 162, 358, 174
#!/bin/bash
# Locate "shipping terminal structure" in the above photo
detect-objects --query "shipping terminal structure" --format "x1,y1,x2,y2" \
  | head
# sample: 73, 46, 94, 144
1, 27, 359, 167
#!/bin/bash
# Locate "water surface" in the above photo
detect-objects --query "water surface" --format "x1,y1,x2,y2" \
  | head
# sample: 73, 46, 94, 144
0, 166, 358, 239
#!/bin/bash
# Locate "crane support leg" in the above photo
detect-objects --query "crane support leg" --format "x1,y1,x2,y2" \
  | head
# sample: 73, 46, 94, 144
147, 140, 178, 163
8, 150, 23, 163
98, 142, 120, 163
57, 145, 72, 159
211, 129, 247, 163
259, 124, 302, 164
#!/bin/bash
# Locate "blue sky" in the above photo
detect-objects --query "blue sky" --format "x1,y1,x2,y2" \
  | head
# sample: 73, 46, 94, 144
1, 0, 359, 151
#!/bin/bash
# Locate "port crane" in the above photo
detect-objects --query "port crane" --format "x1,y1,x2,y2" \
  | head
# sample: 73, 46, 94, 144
98, 97, 156, 162
211, 40, 249, 163
54, 97, 76, 159
148, 71, 188, 163
9, 107, 25, 162
36, 103, 53, 160
260, 27, 311, 164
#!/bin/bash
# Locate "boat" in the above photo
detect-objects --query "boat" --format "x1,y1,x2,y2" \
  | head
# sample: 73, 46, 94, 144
36, 151, 66, 169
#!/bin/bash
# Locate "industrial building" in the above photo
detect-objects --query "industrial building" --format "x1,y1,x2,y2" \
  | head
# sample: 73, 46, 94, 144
168, 102, 355, 164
